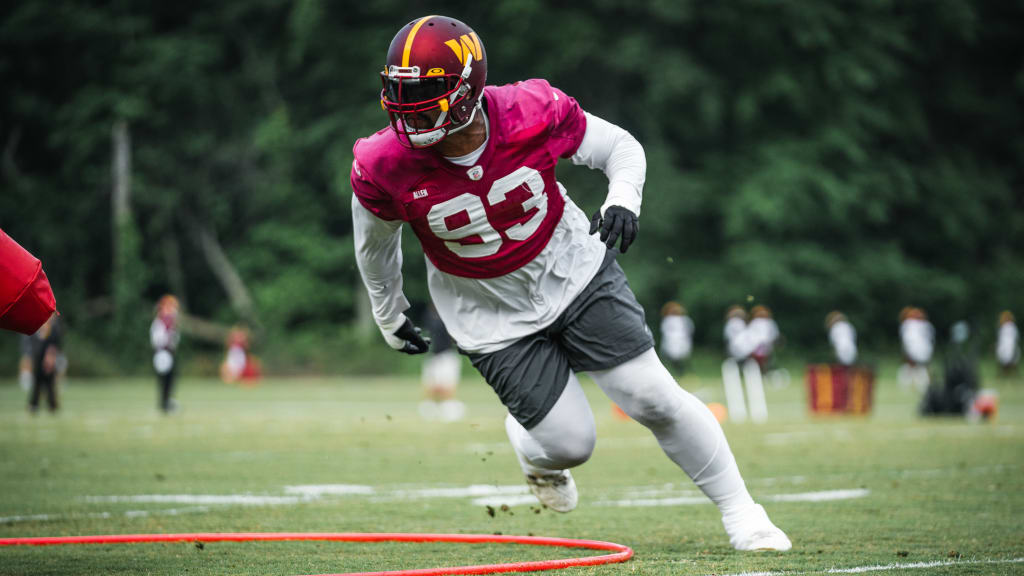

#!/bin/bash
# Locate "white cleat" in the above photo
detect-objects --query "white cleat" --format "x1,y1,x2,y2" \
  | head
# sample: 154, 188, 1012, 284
525, 470, 577, 513
723, 504, 792, 551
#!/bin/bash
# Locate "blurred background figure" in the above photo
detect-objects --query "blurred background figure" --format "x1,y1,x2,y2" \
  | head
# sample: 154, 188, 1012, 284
898, 306, 934, 392
418, 306, 464, 422
920, 321, 979, 418
220, 325, 262, 385
826, 311, 858, 367
721, 306, 768, 423
750, 305, 788, 388
150, 295, 180, 413
659, 301, 694, 376
26, 314, 62, 414
748, 305, 780, 370
995, 310, 1019, 377
18, 334, 33, 392
724, 305, 753, 362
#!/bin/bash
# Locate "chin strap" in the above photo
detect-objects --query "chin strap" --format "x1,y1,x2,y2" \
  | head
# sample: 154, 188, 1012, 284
445, 99, 482, 136
441, 53, 480, 136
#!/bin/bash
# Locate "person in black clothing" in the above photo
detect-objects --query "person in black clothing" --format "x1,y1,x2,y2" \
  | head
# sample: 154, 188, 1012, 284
920, 320, 979, 416
27, 314, 61, 413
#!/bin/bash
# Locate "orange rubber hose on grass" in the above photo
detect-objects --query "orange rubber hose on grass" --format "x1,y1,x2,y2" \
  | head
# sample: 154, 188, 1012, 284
0, 532, 633, 576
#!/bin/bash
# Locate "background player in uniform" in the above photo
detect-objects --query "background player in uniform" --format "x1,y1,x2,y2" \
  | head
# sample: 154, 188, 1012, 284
659, 301, 694, 376
351, 15, 790, 551
748, 305, 780, 371
898, 306, 934, 392
995, 310, 1019, 377
826, 311, 857, 367
723, 305, 754, 363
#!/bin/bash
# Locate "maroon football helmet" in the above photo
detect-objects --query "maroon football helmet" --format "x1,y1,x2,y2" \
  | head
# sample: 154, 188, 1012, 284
380, 15, 487, 148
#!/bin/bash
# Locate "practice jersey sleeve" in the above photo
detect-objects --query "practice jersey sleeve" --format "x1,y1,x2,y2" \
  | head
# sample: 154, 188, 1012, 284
350, 157, 402, 221
570, 112, 646, 216
352, 194, 410, 336
546, 84, 588, 159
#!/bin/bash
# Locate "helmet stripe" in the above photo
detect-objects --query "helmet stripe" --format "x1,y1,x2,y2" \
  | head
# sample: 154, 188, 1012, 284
402, 15, 438, 68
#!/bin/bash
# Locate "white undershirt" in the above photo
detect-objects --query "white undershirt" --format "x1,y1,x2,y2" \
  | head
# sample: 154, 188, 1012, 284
444, 110, 490, 167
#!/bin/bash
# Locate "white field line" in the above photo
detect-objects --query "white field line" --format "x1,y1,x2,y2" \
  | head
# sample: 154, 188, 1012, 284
385, 485, 527, 500
619, 483, 703, 498
765, 489, 869, 502
284, 485, 376, 497
0, 506, 210, 525
594, 489, 869, 508
79, 485, 868, 513
471, 494, 542, 507
86, 494, 307, 505
710, 556, 1024, 576
595, 495, 709, 507
18, 483, 867, 525
285, 484, 529, 501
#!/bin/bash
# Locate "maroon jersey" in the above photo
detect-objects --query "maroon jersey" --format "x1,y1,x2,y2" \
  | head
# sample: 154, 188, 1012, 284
351, 79, 587, 279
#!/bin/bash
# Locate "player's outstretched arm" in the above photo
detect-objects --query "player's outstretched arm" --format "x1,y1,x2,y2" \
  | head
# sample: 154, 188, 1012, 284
571, 112, 646, 253
351, 195, 429, 355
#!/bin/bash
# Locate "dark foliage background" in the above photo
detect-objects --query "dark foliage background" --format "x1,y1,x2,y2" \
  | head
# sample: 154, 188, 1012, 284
2, 1, 1021, 373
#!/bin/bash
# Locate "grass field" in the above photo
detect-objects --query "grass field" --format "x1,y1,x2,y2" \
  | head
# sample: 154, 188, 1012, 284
0, 358, 1021, 575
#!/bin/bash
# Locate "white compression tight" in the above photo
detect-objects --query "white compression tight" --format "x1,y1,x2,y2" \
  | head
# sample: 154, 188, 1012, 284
504, 348, 756, 516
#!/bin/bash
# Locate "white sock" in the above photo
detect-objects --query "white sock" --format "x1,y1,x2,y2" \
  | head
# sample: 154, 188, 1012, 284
590, 348, 756, 516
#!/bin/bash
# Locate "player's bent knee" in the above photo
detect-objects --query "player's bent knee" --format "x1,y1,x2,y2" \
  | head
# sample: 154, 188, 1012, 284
543, 429, 595, 469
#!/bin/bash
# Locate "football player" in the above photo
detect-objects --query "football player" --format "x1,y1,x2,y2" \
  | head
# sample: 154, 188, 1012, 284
996, 310, 1019, 376
659, 301, 694, 375
898, 306, 934, 392
351, 16, 790, 551
748, 305, 780, 370
826, 311, 857, 367
723, 305, 754, 362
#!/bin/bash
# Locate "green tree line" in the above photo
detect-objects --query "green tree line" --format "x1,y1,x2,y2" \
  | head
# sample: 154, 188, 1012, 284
2, 1, 1022, 373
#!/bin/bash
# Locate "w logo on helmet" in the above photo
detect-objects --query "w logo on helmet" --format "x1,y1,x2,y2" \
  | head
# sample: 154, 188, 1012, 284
445, 33, 482, 66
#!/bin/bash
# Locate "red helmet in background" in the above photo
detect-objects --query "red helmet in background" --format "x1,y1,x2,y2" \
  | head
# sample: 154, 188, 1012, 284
381, 15, 487, 148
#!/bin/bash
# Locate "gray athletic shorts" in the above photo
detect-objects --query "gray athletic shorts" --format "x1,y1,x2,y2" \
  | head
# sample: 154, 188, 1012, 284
467, 250, 654, 429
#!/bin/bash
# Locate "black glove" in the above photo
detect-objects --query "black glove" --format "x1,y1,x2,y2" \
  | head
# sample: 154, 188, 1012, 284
589, 205, 638, 253
390, 318, 431, 355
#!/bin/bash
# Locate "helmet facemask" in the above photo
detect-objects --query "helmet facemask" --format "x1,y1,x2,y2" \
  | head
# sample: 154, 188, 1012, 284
381, 55, 478, 149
